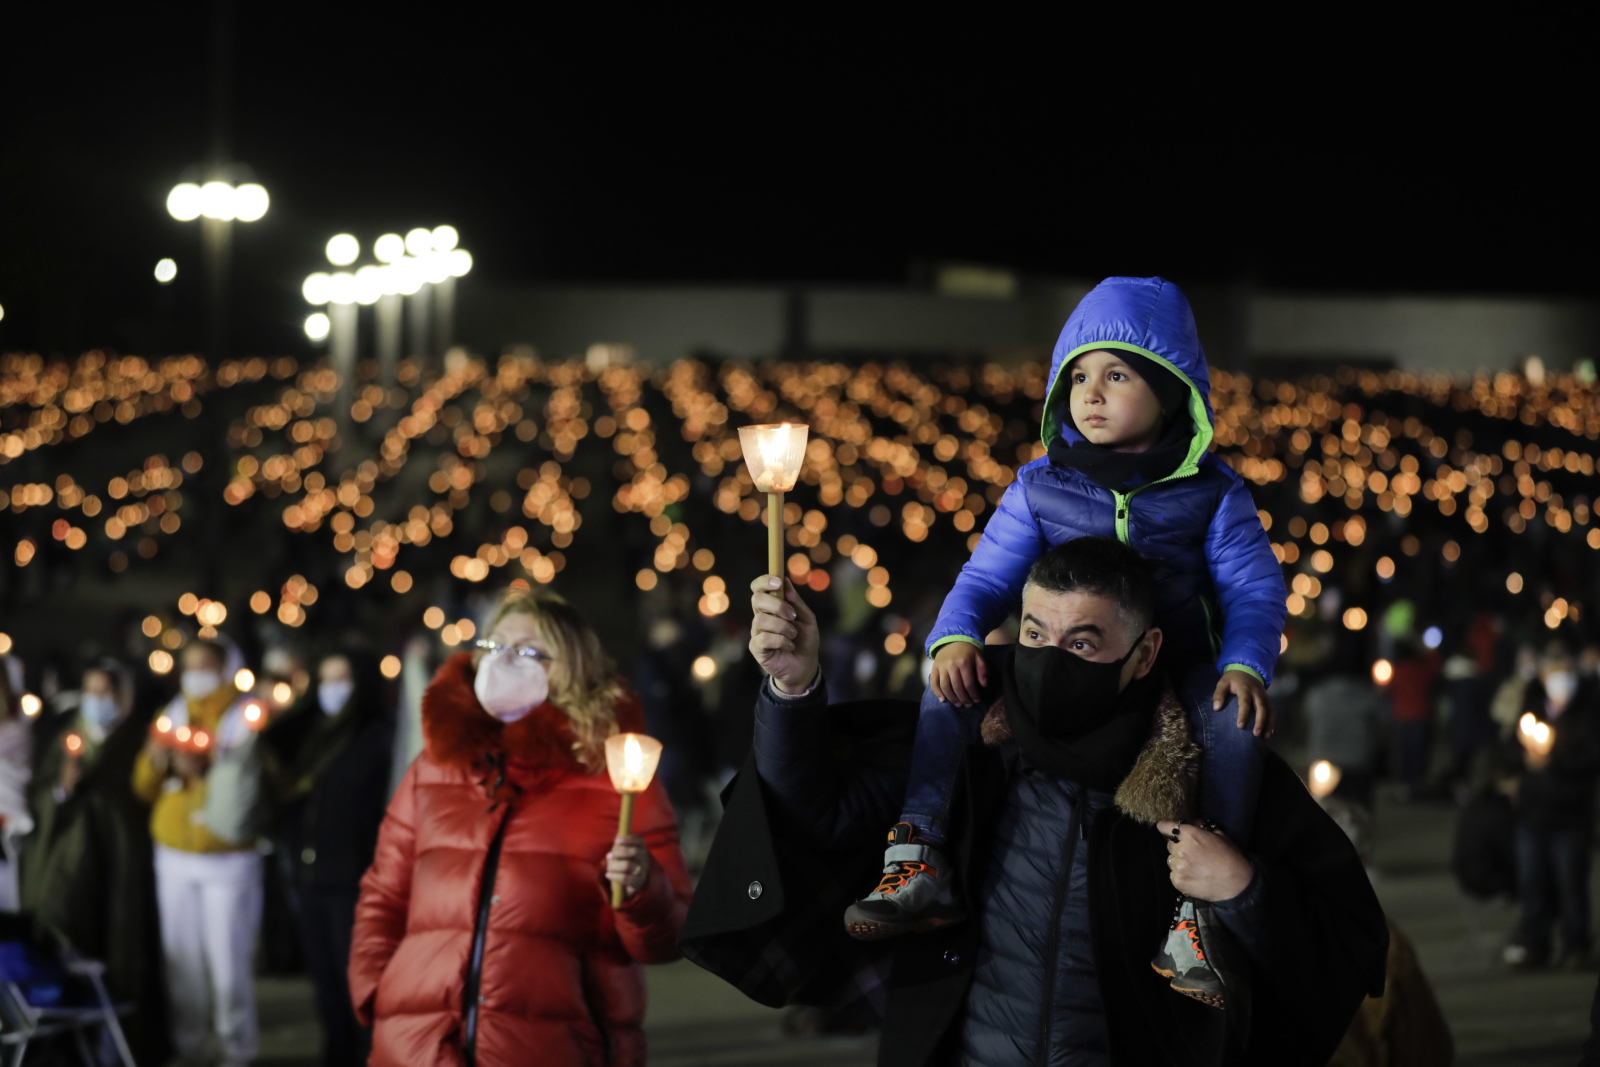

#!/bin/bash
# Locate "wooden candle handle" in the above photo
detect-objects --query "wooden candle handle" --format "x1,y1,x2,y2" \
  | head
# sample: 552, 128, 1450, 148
767, 491, 783, 578
611, 791, 636, 909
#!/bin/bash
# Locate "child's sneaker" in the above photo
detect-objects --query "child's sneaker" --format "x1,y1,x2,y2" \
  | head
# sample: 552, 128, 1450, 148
1151, 898, 1225, 1008
843, 822, 964, 940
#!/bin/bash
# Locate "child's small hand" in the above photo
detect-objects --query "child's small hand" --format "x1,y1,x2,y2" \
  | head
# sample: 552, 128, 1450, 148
931, 642, 987, 706
1213, 669, 1273, 737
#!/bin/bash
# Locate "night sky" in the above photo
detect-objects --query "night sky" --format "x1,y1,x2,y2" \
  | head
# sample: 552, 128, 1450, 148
2, 8, 1592, 356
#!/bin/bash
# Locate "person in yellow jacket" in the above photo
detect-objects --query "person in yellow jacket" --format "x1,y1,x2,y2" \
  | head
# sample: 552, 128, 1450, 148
132, 639, 262, 1067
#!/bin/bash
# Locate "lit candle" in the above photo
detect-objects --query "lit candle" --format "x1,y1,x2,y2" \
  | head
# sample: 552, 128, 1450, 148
1307, 759, 1341, 799
242, 699, 269, 730
149, 716, 214, 754
1519, 713, 1555, 758
737, 423, 808, 577
603, 732, 663, 908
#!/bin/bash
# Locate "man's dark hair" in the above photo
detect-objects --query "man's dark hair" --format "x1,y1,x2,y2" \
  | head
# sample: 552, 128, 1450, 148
1023, 536, 1156, 632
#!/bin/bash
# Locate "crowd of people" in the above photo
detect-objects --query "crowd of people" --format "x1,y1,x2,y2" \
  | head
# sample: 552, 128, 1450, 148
0, 586, 690, 1066
4, 275, 1600, 1065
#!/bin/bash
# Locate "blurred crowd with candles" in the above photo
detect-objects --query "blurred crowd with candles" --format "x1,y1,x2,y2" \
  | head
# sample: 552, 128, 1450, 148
5, 344, 1600, 1057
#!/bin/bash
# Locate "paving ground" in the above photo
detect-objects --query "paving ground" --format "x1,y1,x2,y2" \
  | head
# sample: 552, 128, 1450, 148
1369, 793, 1596, 1066
255, 792, 1597, 1066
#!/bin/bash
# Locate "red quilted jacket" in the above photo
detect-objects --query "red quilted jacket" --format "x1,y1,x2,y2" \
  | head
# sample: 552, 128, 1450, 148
349, 653, 691, 1067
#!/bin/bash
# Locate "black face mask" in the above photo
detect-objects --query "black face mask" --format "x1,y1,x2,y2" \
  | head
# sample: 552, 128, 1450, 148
1005, 635, 1147, 741
1001, 636, 1161, 790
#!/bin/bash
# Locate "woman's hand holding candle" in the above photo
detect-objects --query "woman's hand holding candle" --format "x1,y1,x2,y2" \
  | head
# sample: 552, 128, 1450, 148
605, 835, 651, 900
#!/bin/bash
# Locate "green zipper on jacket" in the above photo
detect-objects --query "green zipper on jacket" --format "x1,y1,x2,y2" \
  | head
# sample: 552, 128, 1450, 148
1110, 467, 1184, 546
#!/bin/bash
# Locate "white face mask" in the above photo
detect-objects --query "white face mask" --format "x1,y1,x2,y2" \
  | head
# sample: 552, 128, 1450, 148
473, 650, 549, 723
318, 680, 354, 716
180, 669, 224, 700
79, 693, 121, 731
1545, 670, 1579, 709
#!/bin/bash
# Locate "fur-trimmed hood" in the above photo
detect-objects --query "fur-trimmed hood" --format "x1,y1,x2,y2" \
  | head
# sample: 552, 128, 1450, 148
421, 651, 643, 796
980, 678, 1199, 825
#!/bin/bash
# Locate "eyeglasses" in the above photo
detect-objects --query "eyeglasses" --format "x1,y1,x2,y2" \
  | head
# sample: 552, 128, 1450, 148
474, 639, 555, 663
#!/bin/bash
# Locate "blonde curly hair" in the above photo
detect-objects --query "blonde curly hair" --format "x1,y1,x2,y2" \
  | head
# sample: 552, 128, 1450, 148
481, 587, 625, 769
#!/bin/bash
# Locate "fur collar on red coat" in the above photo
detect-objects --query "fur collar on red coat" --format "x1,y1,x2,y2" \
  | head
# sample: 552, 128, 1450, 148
421, 651, 643, 797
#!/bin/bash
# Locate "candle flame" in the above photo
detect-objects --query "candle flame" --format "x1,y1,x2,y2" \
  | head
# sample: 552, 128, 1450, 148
757, 423, 791, 467
175, 725, 192, 743
65, 732, 84, 754
1520, 712, 1538, 737
739, 422, 808, 493
1307, 758, 1341, 798
156, 715, 172, 734
604, 731, 662, 793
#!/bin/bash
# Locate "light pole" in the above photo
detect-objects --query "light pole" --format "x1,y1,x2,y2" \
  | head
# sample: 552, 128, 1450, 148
374, 234, 406, 391
403, 229, 434, 369
396, 226, 472, 370
166, 178, 268, 357
428, 225, 462, 357
303, 227, 471, 427
305, 235, 370, 441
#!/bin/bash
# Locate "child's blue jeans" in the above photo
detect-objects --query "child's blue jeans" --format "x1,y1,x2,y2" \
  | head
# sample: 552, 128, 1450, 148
899, 652, 1262, 848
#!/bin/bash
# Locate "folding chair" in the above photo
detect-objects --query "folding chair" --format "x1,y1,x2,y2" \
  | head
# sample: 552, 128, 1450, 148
0, 953, 135, 1067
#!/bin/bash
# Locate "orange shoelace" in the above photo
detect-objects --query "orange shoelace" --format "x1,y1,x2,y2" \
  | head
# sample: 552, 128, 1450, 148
874, 861, 936, 895
1176, 918, 1207, 962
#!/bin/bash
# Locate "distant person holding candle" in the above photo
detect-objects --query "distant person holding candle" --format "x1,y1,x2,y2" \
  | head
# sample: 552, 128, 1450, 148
261, 648, 393, 1066
350, 587, 691, 1067
21, 659, 171, 1065
0, 661, 32, 909
131, 638, 264, 1067
1504, 643, 1600, 970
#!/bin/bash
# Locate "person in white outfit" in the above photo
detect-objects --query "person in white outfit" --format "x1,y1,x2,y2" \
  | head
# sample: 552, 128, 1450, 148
0, 660, 34, 911
131, 640, 262, 1066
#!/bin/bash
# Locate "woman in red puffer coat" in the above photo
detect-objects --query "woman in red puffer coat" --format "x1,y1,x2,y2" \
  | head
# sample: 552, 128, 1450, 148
350, 588, 691, 1067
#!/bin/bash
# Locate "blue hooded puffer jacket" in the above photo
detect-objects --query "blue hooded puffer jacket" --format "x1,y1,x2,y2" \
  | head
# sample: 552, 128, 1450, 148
926, 276, 1287, 684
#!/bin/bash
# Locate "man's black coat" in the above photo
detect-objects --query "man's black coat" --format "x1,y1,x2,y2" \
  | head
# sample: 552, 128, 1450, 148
680, 689, 1388, 1067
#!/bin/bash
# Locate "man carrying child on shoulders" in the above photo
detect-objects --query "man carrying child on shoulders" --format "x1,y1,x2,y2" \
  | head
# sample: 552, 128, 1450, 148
681, 536, 1388, 1067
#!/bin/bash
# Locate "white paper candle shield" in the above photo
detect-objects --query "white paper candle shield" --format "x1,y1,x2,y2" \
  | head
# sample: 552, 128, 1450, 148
738, 423, 808, 494
604, 732, 663, 794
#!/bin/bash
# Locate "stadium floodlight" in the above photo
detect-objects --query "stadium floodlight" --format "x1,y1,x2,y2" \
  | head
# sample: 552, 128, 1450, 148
302, 272, 332, 305
326, 234, 360, 266
431, 225, 459, 251
374, 233, 406, 263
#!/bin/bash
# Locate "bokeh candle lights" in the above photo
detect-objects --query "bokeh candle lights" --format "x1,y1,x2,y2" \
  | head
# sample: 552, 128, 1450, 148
738, 423, 808, 576
1308, 759, 1342, 799
242, 699, 270, 730
603, 732, 663, 908
1519, 712, 1555, 759
150, 715, 213, 754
